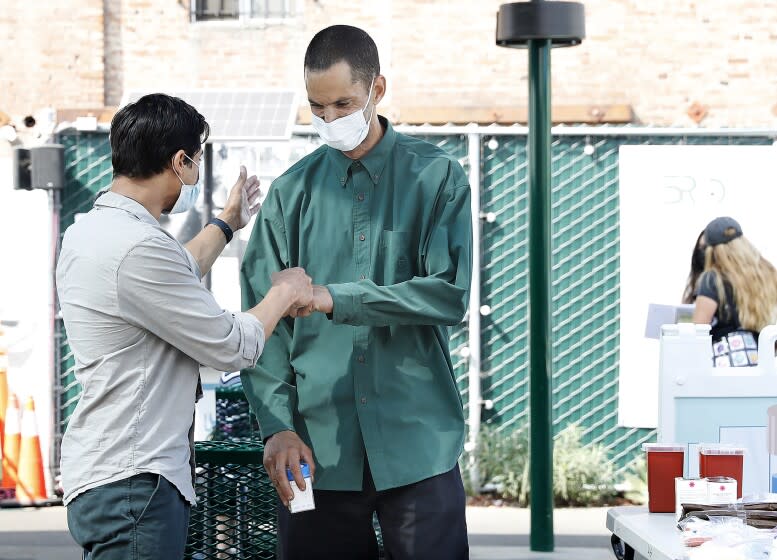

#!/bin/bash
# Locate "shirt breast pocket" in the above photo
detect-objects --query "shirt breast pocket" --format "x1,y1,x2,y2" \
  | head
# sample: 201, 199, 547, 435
379, 230, 414, 283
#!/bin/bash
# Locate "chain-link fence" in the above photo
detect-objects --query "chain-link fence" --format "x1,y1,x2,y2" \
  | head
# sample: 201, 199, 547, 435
55, 128, 774, 486
476, 131, 773, 476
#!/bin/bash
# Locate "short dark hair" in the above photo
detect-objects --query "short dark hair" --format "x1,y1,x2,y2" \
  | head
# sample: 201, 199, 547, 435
304, 25, 380, 90
110, 94, 209, 179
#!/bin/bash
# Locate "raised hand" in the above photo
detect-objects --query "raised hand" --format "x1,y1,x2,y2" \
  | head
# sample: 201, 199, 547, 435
221, 165, 261, 230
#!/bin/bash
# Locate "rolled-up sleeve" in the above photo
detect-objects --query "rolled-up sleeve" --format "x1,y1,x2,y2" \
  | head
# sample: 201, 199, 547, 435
117, 235, 264, 372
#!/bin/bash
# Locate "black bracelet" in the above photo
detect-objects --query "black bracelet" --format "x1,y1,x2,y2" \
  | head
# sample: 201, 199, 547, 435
208, 218, 234, 243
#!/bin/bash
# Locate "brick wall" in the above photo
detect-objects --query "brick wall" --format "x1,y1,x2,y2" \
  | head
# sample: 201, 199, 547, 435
2, 0, 777, 126
0, 0, 105, 118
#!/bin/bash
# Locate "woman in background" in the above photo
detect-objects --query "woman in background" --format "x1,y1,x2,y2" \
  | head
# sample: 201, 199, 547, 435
692, 216, 777, 366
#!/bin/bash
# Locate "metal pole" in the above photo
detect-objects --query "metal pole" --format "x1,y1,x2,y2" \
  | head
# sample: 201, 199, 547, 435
49, 187, 62, 497
528, 36, 554, 552
466, 132, 483, 492
203, 143, 214, 290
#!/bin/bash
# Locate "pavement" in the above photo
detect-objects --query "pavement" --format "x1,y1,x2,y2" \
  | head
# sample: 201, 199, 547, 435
466, 506, 614, 560
0, 504, 615, 560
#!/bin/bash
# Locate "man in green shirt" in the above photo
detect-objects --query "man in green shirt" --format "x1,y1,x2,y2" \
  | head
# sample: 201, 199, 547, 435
240, 25, 472, 560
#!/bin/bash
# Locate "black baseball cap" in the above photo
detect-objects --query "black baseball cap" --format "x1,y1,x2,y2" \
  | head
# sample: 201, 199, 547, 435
704, 216, 743, 246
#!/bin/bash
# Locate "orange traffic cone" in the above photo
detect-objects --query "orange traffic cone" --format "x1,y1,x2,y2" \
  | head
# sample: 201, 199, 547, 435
1, 393, 20, 490
16, 396, 47, 504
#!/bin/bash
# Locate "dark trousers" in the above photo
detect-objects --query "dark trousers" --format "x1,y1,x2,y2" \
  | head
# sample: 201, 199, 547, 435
278, 463, 469, 560
67, 473, 190, 560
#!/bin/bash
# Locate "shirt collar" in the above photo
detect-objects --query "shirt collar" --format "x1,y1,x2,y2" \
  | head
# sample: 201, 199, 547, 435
93, 190, 159, 226
327, 116, 396, 187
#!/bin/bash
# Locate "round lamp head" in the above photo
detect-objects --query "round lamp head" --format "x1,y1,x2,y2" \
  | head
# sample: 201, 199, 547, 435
496, 1, 586, 49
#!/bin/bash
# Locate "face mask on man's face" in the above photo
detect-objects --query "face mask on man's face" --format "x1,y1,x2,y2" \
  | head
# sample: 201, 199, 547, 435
310, 77, 376, 152
167, 153, 201, 215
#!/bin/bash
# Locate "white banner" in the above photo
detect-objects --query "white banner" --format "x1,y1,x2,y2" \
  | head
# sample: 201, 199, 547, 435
0, 153, 55, 496
618, 144, 777, 428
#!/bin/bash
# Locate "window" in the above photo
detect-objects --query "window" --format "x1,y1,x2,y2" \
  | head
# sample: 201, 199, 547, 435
192, 0, 297, 22
251, 0, 295, 19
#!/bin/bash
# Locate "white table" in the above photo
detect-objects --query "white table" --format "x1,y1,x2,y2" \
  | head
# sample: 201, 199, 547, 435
607, 507, 686, 560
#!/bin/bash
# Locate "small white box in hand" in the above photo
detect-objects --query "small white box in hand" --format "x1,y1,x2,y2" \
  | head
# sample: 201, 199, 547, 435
675, 477, 708, 520
287, 462, 315, 513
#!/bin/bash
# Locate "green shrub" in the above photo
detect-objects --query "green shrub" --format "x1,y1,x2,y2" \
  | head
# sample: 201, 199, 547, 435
460, 424, 529, 500
553, 424, 616, 506
460, 423, 617, 506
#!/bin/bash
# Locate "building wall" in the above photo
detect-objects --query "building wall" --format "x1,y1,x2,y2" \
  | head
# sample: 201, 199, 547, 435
0, 0, 105, 117
2, 0, 777, 127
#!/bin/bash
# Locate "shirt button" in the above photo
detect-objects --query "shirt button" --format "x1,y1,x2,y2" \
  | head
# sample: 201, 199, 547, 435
354, 161, 361, 167
373, 175, 379, 181
359, 233, 366, 241
340, 177, 346, 185
357, 355, 365, 363
359, 274, 366, 280
361, 397, 367, 405
357, 193, 365, 202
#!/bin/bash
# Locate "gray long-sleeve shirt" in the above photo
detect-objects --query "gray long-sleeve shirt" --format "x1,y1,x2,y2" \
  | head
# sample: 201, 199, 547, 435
56, 191, 264, 505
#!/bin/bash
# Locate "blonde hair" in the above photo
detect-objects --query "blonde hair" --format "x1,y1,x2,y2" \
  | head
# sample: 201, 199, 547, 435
706, 236, 777, 332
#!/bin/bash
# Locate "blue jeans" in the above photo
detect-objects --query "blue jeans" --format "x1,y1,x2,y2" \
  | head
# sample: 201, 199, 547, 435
67, 473, 190, 560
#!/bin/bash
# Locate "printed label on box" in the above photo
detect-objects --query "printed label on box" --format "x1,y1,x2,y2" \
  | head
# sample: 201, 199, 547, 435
289, 479, 316, 513
706, 476, 737, 505
675, 477, 708, 520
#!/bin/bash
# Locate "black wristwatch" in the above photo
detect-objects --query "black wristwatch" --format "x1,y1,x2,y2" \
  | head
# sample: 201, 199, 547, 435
207, 217, 234, 243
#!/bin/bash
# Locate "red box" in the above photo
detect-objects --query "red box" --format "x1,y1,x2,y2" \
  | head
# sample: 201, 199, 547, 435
699, 445, 745, 499
643, 443, 685, 513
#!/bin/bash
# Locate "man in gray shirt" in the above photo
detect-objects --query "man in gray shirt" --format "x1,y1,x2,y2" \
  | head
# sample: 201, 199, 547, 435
56, 93, 312, 560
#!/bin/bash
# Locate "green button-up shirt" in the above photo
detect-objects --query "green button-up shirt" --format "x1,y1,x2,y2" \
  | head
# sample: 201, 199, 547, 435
240, 117, 472, 491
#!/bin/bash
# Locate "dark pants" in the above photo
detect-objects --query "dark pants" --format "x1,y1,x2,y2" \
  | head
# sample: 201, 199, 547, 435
67, 473, 190, 560
278, 463, 469, 560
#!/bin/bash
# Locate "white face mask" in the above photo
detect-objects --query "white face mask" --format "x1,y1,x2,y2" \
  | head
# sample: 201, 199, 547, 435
311, 77, 376, 152
168, 153, 201, 214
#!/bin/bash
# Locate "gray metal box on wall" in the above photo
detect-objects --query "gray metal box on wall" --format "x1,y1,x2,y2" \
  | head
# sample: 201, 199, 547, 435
30, 145, 65, 190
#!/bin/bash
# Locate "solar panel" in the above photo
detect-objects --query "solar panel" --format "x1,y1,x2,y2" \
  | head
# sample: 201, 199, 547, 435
121, 89, 299, 142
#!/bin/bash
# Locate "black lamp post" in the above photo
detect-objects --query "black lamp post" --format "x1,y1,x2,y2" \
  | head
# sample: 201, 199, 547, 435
496, 1, 585, 552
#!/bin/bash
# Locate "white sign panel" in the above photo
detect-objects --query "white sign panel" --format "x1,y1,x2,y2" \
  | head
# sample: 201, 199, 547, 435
0, 154, 55, 496
618, 145, 777, 428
